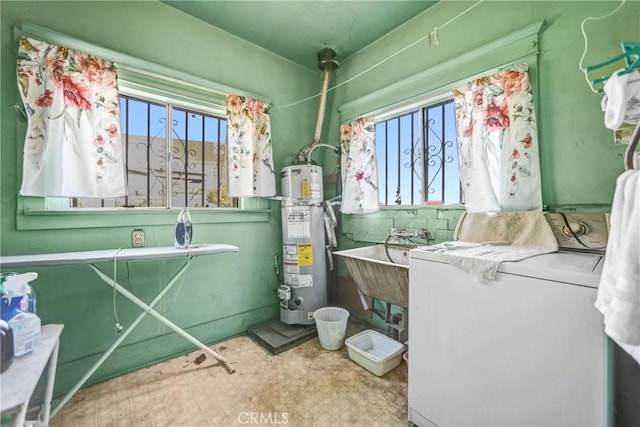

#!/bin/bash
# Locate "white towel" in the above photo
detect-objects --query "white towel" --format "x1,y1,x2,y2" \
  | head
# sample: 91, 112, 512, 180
420, 211, 559, 281
595, 169, 640, 364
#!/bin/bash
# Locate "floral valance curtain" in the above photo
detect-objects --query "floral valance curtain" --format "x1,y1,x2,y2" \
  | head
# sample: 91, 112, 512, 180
453, 65, 542, 213
16, 37, 126, 198
340, 116, 380, 214
226, 95, 276, 197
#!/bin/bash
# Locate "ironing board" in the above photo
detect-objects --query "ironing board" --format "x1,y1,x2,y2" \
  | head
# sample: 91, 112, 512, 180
0, 243, 238, 418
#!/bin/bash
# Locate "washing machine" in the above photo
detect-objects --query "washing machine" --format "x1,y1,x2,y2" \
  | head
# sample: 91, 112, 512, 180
408, 213, 610, 427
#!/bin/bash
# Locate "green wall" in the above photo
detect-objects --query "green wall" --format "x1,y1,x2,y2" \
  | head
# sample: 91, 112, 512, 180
327, 0, 639, 246
0, 0, 322, 399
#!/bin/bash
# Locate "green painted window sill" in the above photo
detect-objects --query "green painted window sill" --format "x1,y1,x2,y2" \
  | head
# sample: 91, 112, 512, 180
379, 204, 465, 211
17, 207, 271, 231
16, 196, 272, 230
341, 204, 465, 215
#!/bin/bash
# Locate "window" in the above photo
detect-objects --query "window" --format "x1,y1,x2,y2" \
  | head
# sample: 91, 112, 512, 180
72, 95, 235, 209
376, 98, 461, 206
14, 24, 272, 231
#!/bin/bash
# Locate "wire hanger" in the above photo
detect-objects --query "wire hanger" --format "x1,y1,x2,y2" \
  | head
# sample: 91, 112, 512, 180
578, 0, 631, 94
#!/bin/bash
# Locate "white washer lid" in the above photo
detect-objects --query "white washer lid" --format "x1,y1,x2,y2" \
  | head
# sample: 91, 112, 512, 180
410, 249, 603, 288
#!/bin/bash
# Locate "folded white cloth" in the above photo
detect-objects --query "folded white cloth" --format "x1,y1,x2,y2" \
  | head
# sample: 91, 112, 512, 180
595, 169, 640, 364
601, 69, 640, 130
421, 211, 559, 280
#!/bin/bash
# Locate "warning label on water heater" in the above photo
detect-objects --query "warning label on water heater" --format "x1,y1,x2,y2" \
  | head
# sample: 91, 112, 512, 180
282, 243, 314, 287
297, 244, 313, 266
286, 206, 310, 238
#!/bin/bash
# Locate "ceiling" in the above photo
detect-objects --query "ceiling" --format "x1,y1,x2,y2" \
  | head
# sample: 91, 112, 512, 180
162, 1, 439, 71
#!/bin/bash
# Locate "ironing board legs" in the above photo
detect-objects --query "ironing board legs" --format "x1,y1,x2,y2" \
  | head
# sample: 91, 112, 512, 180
52, 257, 233, 418
89, 264, 234, 374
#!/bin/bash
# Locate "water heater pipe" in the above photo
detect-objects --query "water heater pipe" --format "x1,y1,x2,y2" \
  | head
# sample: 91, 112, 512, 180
312, 48, 339, 146
292, 49, 340, 165
312, 67, 332, 145
306, 143, 340, 164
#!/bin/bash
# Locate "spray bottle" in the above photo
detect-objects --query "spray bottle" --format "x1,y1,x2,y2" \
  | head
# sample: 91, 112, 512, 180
1, 272, 37, 314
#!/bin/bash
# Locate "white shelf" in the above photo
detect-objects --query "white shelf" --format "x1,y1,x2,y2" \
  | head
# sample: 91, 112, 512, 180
1, 324, 64, 426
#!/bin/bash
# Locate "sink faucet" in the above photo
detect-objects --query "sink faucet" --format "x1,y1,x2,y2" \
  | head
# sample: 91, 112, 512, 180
414, 228, 430, 239
390, 228, 410, 238
390, 228, 431, 240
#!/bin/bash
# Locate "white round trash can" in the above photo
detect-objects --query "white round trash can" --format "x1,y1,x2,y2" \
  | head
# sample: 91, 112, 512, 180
313, 307, 350, 350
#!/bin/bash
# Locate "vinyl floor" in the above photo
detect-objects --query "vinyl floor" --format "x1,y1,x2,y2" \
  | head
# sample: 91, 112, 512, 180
50, 322, 408, 427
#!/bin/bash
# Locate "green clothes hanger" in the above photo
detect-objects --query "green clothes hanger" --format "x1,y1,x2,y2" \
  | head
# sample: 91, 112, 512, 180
578, 0, 633, 94
586, 42, 640, 93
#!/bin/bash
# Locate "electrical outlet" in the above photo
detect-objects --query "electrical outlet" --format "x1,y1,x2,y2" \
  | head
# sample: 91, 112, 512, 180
132, 229, 145, 247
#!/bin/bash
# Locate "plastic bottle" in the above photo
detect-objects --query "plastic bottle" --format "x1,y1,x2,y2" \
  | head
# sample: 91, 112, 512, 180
1, 272, 38, 314
4, 296, 41, 357
24, 284, 36, 314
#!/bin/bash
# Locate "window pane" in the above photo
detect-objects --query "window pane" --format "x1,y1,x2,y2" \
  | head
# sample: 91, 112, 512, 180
204, 116, 233, 207
423, 100, 461, 205
185, 111, 204, 208
170, 108, 188, 208
376, 110, 420, 206
443, 102, 461, 204
171, 107, 231, 208
143, 101, 168, 207
375, 122, 388, 205
398, 112, 419, 205
387, 118, 399, 204
424, 105, 444, 202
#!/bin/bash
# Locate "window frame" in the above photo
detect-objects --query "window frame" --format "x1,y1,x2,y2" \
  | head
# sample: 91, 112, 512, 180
338, 21, 542, 212
71, 92, 237, 210
374, 93, 464, 208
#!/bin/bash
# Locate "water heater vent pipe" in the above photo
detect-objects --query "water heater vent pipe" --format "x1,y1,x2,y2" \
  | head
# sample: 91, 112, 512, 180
312, 48, 339, 146
292, 48, 340, 165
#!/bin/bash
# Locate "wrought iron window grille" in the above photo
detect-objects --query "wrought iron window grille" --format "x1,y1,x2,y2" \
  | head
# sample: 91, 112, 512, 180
376, 99, 462, 206
71, 95, 235, 209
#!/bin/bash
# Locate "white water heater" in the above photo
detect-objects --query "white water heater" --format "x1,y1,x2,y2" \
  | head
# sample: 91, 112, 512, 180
279, 164, 327, 325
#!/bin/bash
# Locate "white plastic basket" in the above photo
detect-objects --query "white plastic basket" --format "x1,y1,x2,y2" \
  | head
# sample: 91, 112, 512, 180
345, 329, 404, 376
313, 307, 349, 350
